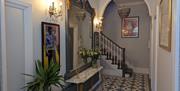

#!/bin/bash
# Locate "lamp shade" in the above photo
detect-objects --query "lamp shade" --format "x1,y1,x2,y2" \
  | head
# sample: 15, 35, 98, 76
118, 8, 131, 18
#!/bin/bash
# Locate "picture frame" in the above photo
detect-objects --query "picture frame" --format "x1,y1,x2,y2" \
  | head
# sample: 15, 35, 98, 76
121, 16, 139, 38
41, 22, 60, 68
159, 0, 172, 52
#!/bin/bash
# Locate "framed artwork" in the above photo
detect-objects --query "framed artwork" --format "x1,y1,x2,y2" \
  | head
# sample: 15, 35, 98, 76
159, 0, 172, 52
121, 17, 139, 38
42, 22, 60, 68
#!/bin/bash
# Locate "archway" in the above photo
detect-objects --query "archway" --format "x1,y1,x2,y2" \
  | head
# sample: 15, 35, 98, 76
98, 0, 152, 17
99, 0, 154, 90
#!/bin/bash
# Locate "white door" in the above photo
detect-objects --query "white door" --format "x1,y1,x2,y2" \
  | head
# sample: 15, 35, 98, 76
5, 5, 25, 91
4, 1, 33, 91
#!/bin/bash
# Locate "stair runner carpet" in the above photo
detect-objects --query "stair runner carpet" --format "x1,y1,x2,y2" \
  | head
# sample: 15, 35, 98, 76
96, 73, 150, 91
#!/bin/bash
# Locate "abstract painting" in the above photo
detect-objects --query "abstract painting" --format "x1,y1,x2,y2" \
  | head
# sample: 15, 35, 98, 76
42, 22, 60, 68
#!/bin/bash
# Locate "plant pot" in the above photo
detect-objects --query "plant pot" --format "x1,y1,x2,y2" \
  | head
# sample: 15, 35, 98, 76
91, 60, 97, 68
83, 58, 88, 64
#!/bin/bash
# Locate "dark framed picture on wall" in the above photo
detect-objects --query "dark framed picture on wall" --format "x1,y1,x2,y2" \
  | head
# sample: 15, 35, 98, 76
41, 22, 60, 68
121, 17, 139, 38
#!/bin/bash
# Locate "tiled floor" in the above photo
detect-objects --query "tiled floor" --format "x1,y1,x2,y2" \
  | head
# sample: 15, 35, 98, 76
96, 73, 150, 91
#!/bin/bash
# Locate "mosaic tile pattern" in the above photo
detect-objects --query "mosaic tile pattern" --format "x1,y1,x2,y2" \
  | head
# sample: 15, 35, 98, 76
96, 73, 150, 91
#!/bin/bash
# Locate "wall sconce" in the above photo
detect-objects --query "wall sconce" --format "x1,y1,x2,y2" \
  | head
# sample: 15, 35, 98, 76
94, 17, 103, 32
48, 0, 63, 18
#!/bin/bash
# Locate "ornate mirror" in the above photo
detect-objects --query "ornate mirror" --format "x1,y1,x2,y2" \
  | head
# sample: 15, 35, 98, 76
65, 0, 95, 79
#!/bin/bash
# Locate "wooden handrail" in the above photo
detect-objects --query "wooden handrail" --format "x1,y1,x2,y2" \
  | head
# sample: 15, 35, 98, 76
95, 32, 126, 70
95, 32, 132, 76
100, 32, 125, 50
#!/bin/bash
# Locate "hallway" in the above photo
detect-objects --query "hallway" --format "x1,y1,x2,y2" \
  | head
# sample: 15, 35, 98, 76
0, 0, 180, 91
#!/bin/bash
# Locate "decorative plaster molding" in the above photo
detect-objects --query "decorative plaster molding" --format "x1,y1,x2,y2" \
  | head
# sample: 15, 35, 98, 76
113, 1, 145, 7
120, 1, 145, 7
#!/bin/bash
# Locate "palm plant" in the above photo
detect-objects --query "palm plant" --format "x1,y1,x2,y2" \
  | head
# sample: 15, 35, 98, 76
23, 60, 64, 91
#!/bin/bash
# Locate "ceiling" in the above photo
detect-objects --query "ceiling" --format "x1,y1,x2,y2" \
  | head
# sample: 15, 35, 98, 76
113, 0, 144, 4
113, 0, 145, 7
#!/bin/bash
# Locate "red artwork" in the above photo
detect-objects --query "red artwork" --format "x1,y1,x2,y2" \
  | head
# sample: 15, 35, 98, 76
121, 17, 139, 38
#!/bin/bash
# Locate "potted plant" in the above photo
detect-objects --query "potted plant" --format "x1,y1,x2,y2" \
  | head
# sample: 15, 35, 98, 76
23, 60, 64, 91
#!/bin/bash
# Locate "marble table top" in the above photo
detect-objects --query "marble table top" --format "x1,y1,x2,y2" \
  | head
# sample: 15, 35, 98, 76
66, 66, 103, 84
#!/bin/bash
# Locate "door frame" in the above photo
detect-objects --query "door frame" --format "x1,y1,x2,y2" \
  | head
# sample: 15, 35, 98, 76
172, 0, 180, 90
0, 0, 7, 90
0, 0, 33, 91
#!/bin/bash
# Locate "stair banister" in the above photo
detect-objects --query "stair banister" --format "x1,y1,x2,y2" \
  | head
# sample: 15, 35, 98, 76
96, 32, 125, 68
94, 32, 133, 77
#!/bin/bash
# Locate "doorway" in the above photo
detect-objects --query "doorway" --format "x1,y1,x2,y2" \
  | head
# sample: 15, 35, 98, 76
0, 0, 33, 91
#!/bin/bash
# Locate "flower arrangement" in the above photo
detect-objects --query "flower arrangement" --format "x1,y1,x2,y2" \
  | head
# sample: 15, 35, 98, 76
89, 48, 101, 60
79, 48, 101, 65
89, 48, 101, 67
79, 48, 90, 63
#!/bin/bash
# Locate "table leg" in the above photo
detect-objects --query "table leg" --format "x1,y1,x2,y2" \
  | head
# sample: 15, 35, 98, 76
77, 83, 83, 91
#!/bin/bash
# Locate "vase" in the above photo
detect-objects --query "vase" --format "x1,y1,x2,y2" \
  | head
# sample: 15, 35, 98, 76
83, 58, 88, 64
91, 60, 97, 68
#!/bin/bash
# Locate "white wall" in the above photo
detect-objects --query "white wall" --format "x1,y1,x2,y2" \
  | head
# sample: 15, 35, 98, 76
152, 0, 179, 91
0, 0, 97, 90
20, 0, 67, 75
0, 0, 2, 90
0, 6, 2, 89
1, 0, 66, 91
102, 2, 150, 73
27, 0, 66, 76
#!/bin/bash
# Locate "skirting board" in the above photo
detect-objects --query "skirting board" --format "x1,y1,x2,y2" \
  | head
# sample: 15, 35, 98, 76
126, 61, 149, 74
133, 67, 149, 74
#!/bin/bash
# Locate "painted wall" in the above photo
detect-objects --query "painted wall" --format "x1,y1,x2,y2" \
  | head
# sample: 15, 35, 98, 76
0, 1, 1, 90
0, 39, 1, 90
29, 0, 66, 76
157, 48, 173, 91
3, 0, 66, 91
155, 0, 179, 90
150, 0, 179, 91
0, 39, 1, 91
1, 0, 96, 91
102, 2, 150, 72
1, 0, 97, 90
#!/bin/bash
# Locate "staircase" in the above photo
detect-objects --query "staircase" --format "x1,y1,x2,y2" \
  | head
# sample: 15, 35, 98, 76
94, 32, 133, 77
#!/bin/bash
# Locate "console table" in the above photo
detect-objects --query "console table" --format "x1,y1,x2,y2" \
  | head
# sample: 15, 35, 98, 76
66, 66, 103, 91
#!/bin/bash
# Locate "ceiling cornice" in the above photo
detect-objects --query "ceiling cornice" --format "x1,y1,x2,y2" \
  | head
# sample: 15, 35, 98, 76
113, 1, 145, 7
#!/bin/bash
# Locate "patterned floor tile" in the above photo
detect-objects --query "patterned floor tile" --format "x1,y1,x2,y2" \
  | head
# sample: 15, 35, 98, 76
96, 73, 150, 91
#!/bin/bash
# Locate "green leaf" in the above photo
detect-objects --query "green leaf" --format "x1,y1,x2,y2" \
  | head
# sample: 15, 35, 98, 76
23, 59, 64, 91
